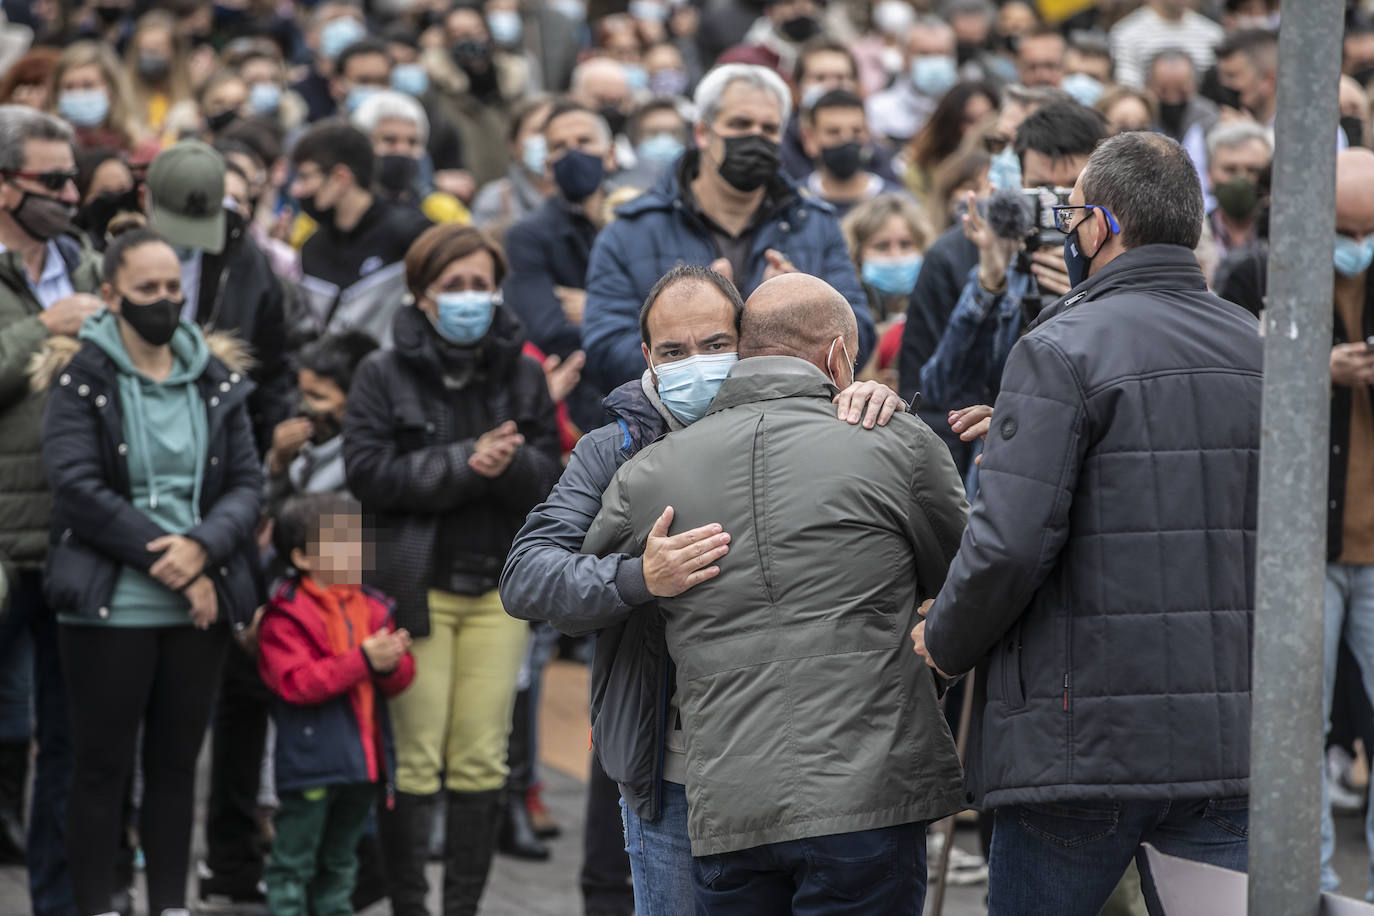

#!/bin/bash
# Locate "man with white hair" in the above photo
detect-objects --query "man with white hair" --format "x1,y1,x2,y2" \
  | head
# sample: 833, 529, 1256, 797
351, 89, 468, 224
583, 63, 875, 391
865, 16, 958, 144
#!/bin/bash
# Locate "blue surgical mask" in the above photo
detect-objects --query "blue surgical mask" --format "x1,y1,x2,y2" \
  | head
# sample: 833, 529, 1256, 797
624, 64, 649, 92
649, 68, 687, 98
1334, 235, 1374, 277
652, 351, 738, 425
628, 0, 667, 21
863, 254, 923, 295
391, 63, 430, 97
248, 82, 282, 115
522, 133, 547, 176
345, 85, 379, 114
988, 147, 1022, 192
800, 84, 828, 112
636, 132, 684, 167
910, 55, 957, 98
432, 290, 496, 345
550, 0, 586, 23
488, 9, 523, 46
1060, 72, 1104, 107
320, 17, 367, 61
58, 88, 109, 128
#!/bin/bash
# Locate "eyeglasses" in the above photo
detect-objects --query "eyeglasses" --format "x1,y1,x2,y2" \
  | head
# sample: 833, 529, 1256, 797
1, 169, 78, 192
1051, 204, 1121, 235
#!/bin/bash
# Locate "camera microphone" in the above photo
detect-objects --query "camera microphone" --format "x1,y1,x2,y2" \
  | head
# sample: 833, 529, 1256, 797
985, 187, 1034, 242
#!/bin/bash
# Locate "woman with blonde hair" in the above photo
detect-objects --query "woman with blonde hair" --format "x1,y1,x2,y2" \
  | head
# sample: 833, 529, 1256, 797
124, 11, 195, 140
842, 192, 935, 325
48, 41, 160, 164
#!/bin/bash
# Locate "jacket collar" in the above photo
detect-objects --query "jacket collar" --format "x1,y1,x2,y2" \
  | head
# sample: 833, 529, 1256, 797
1031, 244, 1208, 330
707, 355, 835, 415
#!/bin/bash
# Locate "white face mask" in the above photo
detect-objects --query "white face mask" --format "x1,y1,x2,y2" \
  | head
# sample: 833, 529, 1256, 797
826, 336, 855, 389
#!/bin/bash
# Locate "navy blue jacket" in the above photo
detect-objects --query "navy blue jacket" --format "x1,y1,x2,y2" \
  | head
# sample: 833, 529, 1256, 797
582, 151, 876, 391
501, 376, 672, 818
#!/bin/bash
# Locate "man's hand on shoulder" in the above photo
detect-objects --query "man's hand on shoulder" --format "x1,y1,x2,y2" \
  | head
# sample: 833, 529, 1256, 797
642, 505, 731, 598
833, 380, 905, 429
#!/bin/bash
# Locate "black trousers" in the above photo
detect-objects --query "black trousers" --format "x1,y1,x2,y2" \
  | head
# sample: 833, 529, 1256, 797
59, 622, 228, 914
204, 641, 273, 888
580, 754, 633, 914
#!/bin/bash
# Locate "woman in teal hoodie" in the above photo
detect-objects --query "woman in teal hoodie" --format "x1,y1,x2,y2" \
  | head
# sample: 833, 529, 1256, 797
38, 227, 262, 916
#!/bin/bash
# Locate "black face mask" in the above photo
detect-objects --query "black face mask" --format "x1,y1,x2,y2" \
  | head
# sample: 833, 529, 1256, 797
205, 108, 238, 134
1157, 100, 1188, 136
778, 14, 819, 43
716, 133, 780, 192
1203, 82, 1242, 111
452, 39, 491, 70
819, 141, 863, 180
1354, 66, 1374, 89
956, 41, 982, 66
1342, 115, 1366, 148
10, 192, 75, 241
600, 104, 628, 138
377, 154, 420, 195
300, 405, 342, 444
120, 295, 182, 346
295, 188, 334, 228
75, 186, 140, 237
93, 4, 126, 26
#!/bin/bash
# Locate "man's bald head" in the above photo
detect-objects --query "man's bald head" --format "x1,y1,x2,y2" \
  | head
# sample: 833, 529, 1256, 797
1337, 148, 1374, 240
740, 274, 858, 383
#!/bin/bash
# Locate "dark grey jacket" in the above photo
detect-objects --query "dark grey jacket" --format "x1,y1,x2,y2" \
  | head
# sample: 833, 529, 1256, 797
585, 357, 968, 856
923, 244, 1263, 809
500, 373, 676, 819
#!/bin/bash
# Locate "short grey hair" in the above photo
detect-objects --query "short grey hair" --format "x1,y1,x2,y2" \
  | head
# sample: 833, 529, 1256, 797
1003, 84, 1075, 111
1205, 119, 1271, 160
0, 105, 72, 173
693, 64, 791, 128
1080, 131, 1204, 250
351, 90, 430, 145
1146, 46, 1196, 80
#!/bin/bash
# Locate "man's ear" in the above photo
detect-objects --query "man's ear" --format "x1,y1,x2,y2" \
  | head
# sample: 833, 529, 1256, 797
800, 122, 818, 159
642, 341, 655, 379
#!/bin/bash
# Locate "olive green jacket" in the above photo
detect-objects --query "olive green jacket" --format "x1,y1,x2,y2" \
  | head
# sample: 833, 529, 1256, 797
584, 356, 969, 856
0, 235, 101, 569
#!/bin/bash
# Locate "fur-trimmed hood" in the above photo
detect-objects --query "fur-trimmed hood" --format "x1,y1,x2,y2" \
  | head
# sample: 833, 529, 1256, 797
27, 322, 254, 393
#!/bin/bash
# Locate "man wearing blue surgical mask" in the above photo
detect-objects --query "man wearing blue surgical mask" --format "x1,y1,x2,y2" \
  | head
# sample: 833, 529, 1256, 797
504, 101, 617, 433
502, 264, 906, 916
866, 16, 959, 145
291, 1, 369, 122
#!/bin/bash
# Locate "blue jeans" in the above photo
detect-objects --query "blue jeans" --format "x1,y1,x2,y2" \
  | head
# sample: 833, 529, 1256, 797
14, 572, 76, 916
1321, 563, 1374, 895
988, 798, 1248, 916
690, 822, 927, 915
621, 780, 693, 916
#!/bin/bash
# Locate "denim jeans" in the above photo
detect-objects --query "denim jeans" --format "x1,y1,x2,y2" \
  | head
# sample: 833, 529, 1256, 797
621, 780, 694, 916
690, 822, 927, 915
988, 798, 1248, 916
1321, 563, 1374, 895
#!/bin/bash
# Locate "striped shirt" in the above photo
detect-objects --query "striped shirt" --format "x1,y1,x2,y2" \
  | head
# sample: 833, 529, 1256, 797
1109, 7, 1226, 89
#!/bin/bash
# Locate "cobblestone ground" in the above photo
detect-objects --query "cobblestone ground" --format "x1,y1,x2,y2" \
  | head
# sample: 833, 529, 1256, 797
0, 660, 1365, 914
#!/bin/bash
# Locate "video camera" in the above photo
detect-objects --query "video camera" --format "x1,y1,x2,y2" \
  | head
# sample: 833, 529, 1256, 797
1020, 186, 1074, 251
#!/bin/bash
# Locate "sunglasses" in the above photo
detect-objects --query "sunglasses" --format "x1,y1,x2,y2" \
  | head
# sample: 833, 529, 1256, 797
2, 169, 78, 192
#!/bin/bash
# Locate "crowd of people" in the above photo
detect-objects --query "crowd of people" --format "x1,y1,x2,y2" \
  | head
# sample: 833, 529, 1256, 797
0, 0, 1367, 914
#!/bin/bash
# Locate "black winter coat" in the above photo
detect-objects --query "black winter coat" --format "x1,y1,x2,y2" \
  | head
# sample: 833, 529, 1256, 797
924, 245, 1263, 809
344, 304, 561, 637
193, 208, 294, 456
39, 337, 264, 630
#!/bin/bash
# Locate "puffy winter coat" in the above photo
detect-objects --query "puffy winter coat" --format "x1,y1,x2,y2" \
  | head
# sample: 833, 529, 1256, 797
343, 304, 561, 636
924, 245, 1264, 809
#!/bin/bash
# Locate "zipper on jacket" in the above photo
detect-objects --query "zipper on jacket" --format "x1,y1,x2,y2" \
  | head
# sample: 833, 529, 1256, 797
652, 637, 669, 821
1063, 672, 1070, 712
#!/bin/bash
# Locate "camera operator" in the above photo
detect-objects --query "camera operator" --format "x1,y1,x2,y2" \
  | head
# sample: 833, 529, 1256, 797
918, 103, 1106, 412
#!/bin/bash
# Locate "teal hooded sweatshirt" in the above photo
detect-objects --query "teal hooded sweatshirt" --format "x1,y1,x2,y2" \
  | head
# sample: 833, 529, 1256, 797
63, 309, 211, 627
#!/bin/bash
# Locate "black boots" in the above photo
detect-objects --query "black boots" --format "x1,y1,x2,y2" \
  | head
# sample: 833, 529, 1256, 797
497, 790, 550, 860
379, 791, 438, 916
442, 789, 502, 916
0, 740, 27, 864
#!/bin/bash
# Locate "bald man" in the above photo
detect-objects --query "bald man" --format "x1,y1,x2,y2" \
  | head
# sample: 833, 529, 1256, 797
1320, 146, 1374, 896
583, 272, 968, 914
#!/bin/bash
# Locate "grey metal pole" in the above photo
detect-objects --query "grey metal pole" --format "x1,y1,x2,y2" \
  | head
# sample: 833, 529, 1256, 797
1248, 1, 1344, 913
